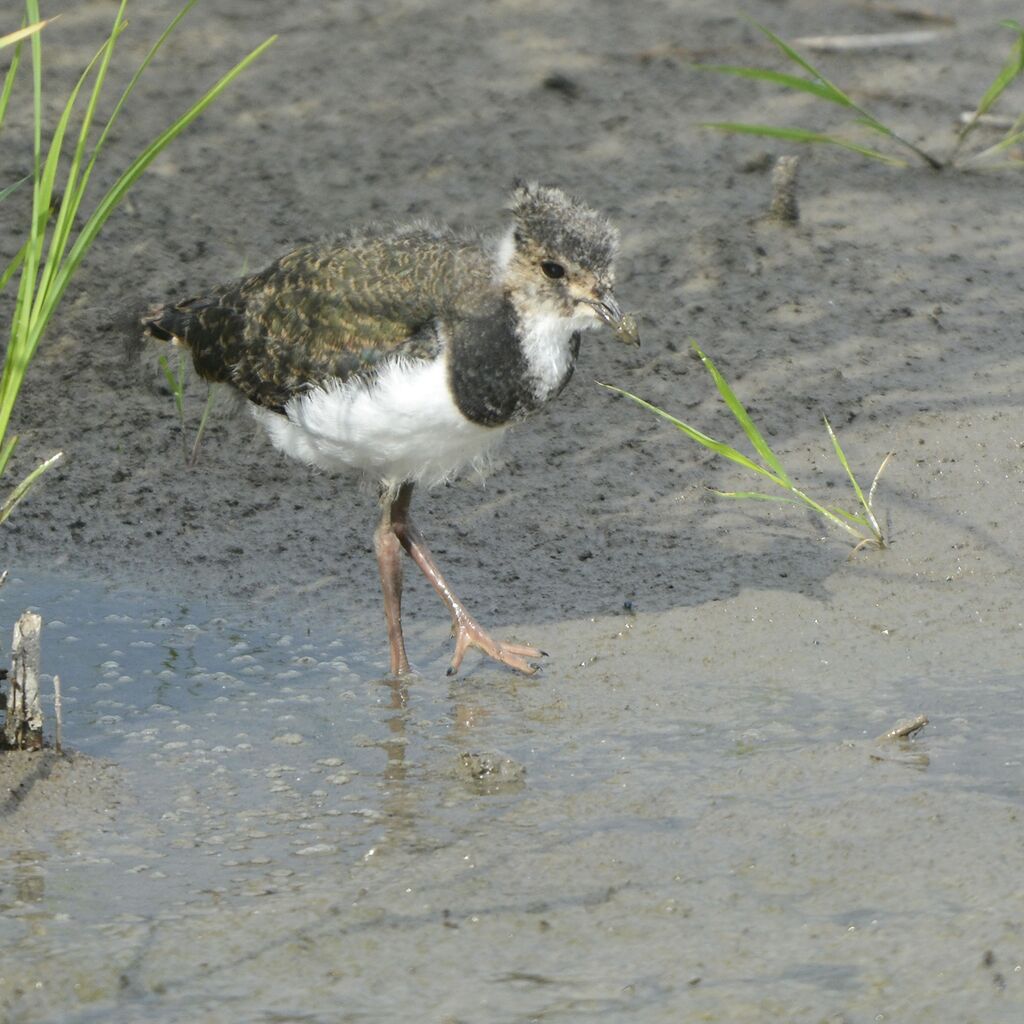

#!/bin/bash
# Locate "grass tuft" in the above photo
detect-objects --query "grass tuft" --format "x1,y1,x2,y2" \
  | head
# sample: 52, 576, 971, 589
159, 352, 217, 467
0, 1, 274, 524
697, 18, 1024, 170
600, 343, 893, 553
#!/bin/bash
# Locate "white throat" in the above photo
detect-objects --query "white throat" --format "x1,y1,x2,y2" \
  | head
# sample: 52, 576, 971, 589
518, 310, 592, 403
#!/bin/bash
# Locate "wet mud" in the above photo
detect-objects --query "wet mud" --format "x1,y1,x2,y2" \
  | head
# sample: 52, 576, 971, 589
2, 0, 1023, 1020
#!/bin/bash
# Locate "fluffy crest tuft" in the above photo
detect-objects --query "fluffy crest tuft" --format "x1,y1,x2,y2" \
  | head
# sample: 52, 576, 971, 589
508, 182, 619, 274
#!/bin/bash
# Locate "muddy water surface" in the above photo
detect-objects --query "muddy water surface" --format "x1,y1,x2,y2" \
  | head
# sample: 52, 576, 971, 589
1, 572, 1021, 1023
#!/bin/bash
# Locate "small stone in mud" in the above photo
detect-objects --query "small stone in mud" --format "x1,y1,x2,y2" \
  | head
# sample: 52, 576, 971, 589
459, 752, 526, 792
542, 72, 580, 100
272, 732, 305, 745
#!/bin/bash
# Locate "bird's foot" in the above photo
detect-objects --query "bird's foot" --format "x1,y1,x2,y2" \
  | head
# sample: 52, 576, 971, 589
447, 614, 545, 677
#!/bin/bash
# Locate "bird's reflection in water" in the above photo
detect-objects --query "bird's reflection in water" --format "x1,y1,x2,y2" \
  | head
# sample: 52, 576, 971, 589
365, 673, 495, 856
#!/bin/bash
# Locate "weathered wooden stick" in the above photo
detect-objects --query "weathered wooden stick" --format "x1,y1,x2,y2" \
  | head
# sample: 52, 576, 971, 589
4, 612, 43, 750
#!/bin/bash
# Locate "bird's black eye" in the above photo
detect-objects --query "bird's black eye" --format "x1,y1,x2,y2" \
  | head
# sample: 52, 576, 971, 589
540, 260, 565, 280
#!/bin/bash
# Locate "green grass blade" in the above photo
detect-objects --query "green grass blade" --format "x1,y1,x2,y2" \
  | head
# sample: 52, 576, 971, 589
70, 1, 200, 227
0, 175, 29, 203
0, 30, 26, 131
721, 485, 869, 541
31, 14, 129, 330
87, 1, 200, 156
18, 0, 44, 354
37, 34, 277, 335
827, 505, 871, 527
692, 343, 792, 486
0, 449, 63, 525
31, 4, 128, 316
158, 355, 185, 418
694, 63, 851, 105
728, 18, 942, 169
853, 116, 896, 138
45, 0, 196, 300
601, 356, 882, 549
824, 416, 868, 509
0, 5, 44, 445
0, 24, 113, 438
597, 382, 785, 483
953, 20, 1024, 160
0, 234, 29, 290
824, 415, 882, 539
0, 435, 16, 477
714, 490, 803, 505
700, 122, 909, 165
27, 1, 42, 161
0, 18, 49, 50
964, 130, 1024, 165
973, 22, 1024, 119
867, 452, 895, 512
0, 240, 28, 293
745, 18, 853, 105
789, 486, 870, 540
188, 385, 217, 467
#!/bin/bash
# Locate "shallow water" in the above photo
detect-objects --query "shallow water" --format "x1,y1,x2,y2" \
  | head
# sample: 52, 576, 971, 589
1, 573, 1022, 1023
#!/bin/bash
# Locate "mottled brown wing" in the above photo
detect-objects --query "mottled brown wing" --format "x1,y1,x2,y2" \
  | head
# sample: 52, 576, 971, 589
144, 229, 488, 411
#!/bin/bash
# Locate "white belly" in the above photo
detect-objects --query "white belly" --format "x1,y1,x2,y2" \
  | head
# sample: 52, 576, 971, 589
252, 355, 504, 488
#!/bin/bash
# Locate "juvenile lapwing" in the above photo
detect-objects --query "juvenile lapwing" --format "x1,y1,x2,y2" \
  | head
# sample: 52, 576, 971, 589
143, 183, 637, 677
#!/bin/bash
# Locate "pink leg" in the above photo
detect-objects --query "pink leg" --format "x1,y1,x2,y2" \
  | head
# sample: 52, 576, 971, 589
374, 495, 413, 677
388, 483, 544, 677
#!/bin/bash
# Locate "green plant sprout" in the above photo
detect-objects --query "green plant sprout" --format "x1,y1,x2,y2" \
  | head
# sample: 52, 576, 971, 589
159, 352, 187, 424
158, 351, 216, 467
697, 18, 1024, 170
0, 0, 274, 524
600, 344, 894, 554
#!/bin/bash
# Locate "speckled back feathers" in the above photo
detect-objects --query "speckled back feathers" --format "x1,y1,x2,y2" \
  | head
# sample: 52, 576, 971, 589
142, 185, 619, 416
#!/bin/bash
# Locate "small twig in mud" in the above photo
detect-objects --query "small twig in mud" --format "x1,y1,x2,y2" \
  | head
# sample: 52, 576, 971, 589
958, 111, 1017, 129
53, 673, 63, 755
792, 30, 944, 51
878, 714, 929, 741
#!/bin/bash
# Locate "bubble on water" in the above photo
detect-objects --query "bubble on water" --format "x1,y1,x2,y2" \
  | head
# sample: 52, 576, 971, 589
295, 843, 336, 857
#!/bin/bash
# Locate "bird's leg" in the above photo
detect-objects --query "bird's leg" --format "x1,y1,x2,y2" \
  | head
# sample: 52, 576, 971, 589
389, 482, 544, 677
375, 489, 413, 677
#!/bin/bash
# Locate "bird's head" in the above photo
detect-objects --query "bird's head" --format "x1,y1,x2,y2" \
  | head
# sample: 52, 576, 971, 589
496, 182, 639, 345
